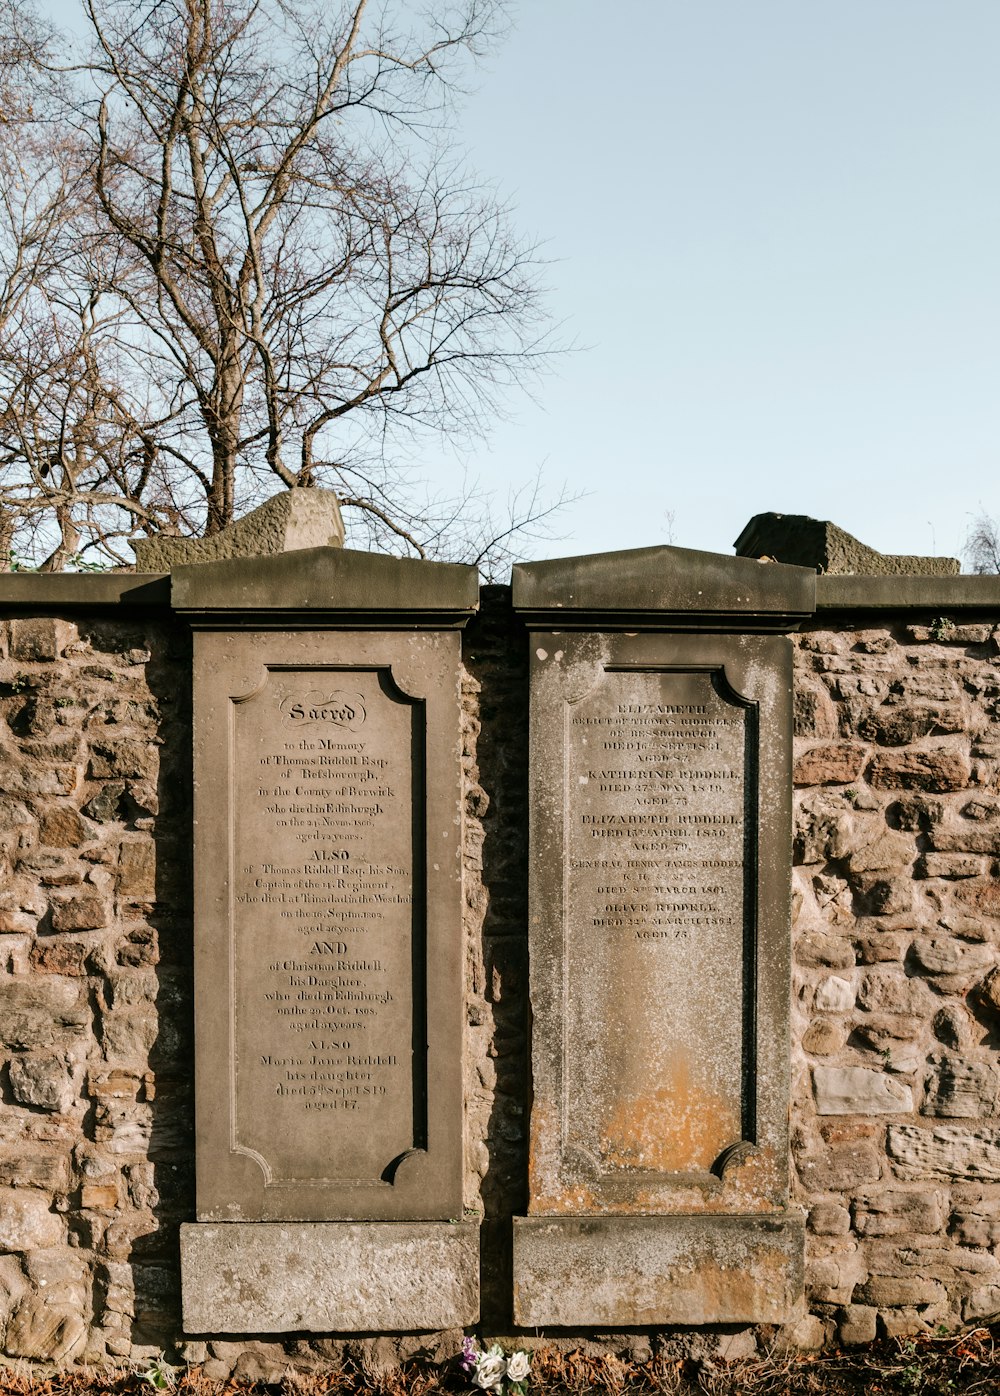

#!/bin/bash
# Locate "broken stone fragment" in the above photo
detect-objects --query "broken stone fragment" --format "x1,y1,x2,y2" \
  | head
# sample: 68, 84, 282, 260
132, 487, 345, 568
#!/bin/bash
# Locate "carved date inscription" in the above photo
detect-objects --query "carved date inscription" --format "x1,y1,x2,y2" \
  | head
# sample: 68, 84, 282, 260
565, 668, 749, 1177
232, 669, 422, 1185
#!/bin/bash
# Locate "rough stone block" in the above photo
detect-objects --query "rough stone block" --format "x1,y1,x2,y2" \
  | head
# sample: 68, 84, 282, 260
964, 1285, 1000, 1322
855, 1275, 945, 1307
853, 1191, 943, 1237
38, 808, 88, 849
924, 1059, 1000, 1118
857, 972, 933, 1016
866, 751, 971, 793
847, 832, 914, 874
796, 1140, 882, 1191
838, 1304, 877, 1346
0, 1150, 70, 1191
916, 853, 986, 879
808, 1203, 851, 1235
956, 881, 1000, 918
5, 1295, 85, 1361
117, 842, 156, 901
100, 1008, 157, 1059
9, 619, 63, 662
9, 1053, 76, 1112
793, 744, 866, 786
82, 784, 126, 823
80, 1180, 121, 1211
802, 1021, 845, 1056
0, 1190, 62, 1249
932, 1003, 975, 1049
852, 1014, 923, 1050
29, 941, 87, 976
950, 1200, 1000, 1248
0, 762, 78, 797
180, 1221, 479, 1332
50, 894, 108, 932
813, 1067, 912, 1115
88, 740, 157, 781
814, 975, 854, 1012
0, 977, 89, 1048
806, 1247, 865, 1304
511, 1214, 804, 1326
913, 937, 995, 979
889, 1124, 1000, 1180
795, 933, 855, 970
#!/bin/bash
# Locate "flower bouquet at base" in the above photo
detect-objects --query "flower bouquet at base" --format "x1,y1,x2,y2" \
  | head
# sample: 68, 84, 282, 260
460, 1339, 532, 1394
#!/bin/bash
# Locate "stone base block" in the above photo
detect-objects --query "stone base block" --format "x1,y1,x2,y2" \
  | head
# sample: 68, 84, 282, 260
512, 1213, 804, 1326
181, 1220, 479, 1333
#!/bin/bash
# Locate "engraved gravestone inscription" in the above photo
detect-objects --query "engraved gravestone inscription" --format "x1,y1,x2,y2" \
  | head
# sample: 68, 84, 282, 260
522, 627, 793, 1218
233, 668, 422, 1184
192, 624, 465, 1223
565, 668, 749, 1178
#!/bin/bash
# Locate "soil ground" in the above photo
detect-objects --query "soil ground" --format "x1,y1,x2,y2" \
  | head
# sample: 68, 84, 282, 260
2, 1331, 999, 1396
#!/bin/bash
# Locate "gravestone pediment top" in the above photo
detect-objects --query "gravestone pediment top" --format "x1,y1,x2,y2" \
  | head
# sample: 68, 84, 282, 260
171, 545, 479, 621
511, 545, 816, 627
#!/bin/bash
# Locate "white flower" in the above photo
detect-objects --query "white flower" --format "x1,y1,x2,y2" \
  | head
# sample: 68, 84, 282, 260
505, 1351, 531, 1384
473, 1346, 507, 1390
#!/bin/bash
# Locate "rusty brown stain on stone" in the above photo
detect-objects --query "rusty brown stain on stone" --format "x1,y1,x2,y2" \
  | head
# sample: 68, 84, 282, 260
597, 1056, 740, 1174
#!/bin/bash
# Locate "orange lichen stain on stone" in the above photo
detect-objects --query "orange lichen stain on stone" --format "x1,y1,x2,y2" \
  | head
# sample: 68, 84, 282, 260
627, 1248, 792, 1325
597, 1057, 740, 1174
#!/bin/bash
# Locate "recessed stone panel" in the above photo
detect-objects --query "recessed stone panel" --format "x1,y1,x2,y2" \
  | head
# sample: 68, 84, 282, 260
192, 629, 464, 1221
525, 631, 793, 1217
562, 666, 749, 1183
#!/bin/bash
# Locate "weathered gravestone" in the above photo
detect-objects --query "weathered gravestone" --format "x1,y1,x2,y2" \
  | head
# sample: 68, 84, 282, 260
510, 546, 814, 1326
172, 529, 479, 1333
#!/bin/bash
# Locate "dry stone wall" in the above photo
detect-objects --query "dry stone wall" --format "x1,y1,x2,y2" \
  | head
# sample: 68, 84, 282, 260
1, 579, 1000, 1367
792, 618, 1000, 1347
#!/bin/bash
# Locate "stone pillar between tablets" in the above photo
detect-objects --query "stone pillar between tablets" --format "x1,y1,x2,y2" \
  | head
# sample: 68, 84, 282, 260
169, 523, 479, 1334
511, 546, 816, 1327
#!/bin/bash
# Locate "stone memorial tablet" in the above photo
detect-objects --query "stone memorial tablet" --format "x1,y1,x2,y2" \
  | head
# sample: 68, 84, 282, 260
511, 548, 812, 1325
174, 537, 480, 1332
189, 621, 467, 1224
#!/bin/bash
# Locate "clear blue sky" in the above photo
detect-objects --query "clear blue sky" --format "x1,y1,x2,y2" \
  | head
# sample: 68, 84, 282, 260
47, 0, 1000, 567
453, 0, 1000, 566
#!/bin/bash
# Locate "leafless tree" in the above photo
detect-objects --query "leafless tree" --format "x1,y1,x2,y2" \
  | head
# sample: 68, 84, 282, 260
0, 0, 560, 571
965, 511, 1000, 574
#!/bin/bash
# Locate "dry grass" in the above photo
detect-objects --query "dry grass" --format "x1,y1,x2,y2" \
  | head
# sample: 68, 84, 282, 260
0, 1332, 999, 1396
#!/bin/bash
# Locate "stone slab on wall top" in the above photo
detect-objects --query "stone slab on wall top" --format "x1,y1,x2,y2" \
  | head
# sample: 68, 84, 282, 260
175, 545, 479, 1332
510, 546, 812, 1326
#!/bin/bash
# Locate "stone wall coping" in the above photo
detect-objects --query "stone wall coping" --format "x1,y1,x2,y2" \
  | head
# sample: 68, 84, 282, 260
3, 560, 1000, 622
512, 545, 816, 629
0, 573, 171, 609
816, 573, 1000, 612
172, 546, 479, 625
